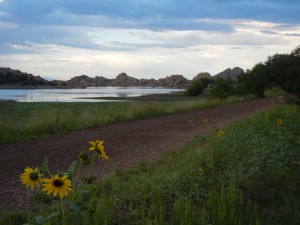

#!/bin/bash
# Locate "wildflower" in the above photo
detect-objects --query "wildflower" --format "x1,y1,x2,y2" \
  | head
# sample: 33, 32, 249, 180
277, 118, 283, 125
202, 118, 208, 123
199, 167, 204, 175
97, 141, 105, 152
216, 129, 224, 137
89, 140, 104, 151
20, 167, 43, 189
88, 140, 108, 160
42, 175, 73, 199
88, 140, 100, 151
96, 148, 109, 160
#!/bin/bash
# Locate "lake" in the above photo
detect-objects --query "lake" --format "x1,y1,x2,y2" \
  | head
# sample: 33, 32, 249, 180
0, 87, 183, 102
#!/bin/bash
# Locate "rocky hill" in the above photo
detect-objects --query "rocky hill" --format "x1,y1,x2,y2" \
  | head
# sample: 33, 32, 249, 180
0, 67, 244, 88
0, 67, 47, 86
0, 67, 67, 87
67, 72, 189, 88
214, 67, 244, 80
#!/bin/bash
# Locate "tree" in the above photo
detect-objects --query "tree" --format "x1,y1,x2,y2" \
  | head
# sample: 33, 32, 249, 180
186, 78, 213, 96
210, 77, 234, 98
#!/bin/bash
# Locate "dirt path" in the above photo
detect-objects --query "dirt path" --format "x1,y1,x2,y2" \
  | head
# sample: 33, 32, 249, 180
0, 98, 283, 212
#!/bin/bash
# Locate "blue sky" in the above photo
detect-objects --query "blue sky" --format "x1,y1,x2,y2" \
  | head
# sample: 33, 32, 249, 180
0, 0, 299, 80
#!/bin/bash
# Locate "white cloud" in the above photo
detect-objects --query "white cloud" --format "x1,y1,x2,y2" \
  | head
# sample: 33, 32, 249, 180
0, 22, 18, 29
0, 19, 298, 80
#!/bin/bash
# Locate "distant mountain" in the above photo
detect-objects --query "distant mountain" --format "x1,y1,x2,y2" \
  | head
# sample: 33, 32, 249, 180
0, 67, 245, 88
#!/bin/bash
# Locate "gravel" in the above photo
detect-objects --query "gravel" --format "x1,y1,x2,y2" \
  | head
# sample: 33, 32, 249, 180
0, 98, 283, 212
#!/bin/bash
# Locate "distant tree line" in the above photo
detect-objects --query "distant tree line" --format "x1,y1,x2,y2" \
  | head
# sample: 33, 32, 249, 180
186, 45, 300, 98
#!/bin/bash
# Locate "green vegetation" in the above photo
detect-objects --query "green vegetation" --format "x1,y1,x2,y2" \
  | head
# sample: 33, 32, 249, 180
186, 45, 300, 98
1, 103, 299, 225
210, 77, 235, 98
232, 46, 300, 97
0, 96, 254, 143
185, 78, 212, 96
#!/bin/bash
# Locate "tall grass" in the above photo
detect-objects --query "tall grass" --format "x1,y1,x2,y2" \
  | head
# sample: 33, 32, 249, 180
0, 96, 254, 143
2, 103, 298, 225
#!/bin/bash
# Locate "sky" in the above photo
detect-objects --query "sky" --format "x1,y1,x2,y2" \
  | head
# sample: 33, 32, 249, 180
0, 0, 299, 80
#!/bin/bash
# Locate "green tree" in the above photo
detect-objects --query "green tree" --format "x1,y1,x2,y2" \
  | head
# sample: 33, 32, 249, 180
265, 46, 300, 95
186, 78, 213, 96
236, 63, 268, 97
210, 77, 234, 98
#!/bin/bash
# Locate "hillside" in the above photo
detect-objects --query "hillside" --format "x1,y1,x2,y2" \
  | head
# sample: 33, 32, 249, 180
0, 67, 244, 88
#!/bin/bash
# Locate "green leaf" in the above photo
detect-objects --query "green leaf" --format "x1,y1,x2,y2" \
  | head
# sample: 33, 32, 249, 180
79, 189, 92, 194
40, 157, 50, 175
68, 160, 77, 175
34, 211, 60, 224
66, 200, 82, 217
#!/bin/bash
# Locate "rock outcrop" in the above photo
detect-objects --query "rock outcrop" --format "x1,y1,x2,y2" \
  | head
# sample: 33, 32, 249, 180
192, 72, 212, 81
0, 66, 245, 88
66, 73, 189, 88
214, 67, 244, 80
0, 67, 46, 86
111, 73, 139, 87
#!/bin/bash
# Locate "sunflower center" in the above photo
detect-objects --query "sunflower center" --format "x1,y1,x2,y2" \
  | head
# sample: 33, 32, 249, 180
29, 172, 39, 181
53, 179, 64, 187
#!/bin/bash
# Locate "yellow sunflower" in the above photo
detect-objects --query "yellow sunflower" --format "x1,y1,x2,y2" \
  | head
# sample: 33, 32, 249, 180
202, 118, 208, 123
217, 129, 224, 137
88, 140, 100, 151
42, 175, 73, 199
96, 148, 109, 160
20, 167, 43, 189
277, 118, 283, 125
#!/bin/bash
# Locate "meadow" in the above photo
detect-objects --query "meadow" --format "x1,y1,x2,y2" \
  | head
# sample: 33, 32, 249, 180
1, 102, 299, 225
0, 95, 254, 143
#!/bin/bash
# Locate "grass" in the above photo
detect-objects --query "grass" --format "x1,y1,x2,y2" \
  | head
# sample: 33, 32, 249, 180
1, 103, 299, 225
0, 95, 255, 143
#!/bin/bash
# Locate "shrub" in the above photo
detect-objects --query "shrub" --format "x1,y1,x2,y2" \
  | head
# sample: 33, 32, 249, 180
210, 77, 234, 98
186, 78, 213, 96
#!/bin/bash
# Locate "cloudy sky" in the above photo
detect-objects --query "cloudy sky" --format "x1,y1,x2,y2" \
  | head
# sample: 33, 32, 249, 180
0, 0, 299, 80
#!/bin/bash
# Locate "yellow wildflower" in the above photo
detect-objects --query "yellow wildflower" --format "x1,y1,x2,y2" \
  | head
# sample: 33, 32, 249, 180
199, 167, 204, 175
96, 148, 109, 160
277, 118, 283, 125
20, 167, 43, 189
42, 175, 73, 199
88, 140, 100, 151
217, 129, 224, 137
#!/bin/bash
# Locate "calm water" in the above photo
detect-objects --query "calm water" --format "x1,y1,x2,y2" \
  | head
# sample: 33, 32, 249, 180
0, 87, 183, 102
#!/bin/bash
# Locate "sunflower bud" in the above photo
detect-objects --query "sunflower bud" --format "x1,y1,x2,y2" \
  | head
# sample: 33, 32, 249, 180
79, 152, 89, 161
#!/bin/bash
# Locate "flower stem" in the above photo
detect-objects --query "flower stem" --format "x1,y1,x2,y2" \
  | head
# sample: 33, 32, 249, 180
75, 160, 82, 188
60, 198, 66, 225
88, 153, 97, 178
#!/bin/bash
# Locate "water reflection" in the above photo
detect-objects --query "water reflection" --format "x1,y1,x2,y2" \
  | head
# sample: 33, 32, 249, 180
0, 87, 183, 102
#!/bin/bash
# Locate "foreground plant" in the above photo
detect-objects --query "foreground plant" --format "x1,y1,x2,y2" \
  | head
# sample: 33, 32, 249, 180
20, 167, 43, 189
42, 175, 73, 199
20, 139, 108, 225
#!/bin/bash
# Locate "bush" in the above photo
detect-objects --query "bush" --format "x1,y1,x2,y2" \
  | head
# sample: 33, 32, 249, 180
264, 86, 286, 97
210, 78, 234, 98
186, 79, 204, 96
186, 78, 213, 97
